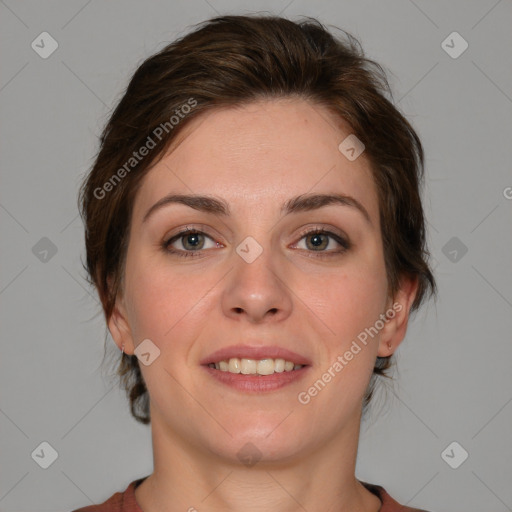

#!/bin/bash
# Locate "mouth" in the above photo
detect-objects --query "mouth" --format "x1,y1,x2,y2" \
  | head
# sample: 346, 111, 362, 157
208, 357, 304, 376
200, 345, 311, 392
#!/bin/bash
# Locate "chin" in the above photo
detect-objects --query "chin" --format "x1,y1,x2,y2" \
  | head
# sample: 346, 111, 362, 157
209, 421, 307, 466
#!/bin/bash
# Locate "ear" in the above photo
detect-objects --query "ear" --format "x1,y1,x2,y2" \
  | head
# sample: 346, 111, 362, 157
106, 276, 136, 355
377, 274, 419, 357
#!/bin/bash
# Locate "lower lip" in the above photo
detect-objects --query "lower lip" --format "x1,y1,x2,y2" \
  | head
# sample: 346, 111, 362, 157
202, 365, 310, 392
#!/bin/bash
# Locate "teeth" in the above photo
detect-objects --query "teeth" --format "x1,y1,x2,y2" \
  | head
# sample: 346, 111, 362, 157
274, 358, 285, 373
241, 359, 257, 374
209, 357, 304, 375
228, 358, 241, 373
257, 359, 274, 376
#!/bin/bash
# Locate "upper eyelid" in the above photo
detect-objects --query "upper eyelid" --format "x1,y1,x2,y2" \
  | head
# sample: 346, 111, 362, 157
166, 225, 220, 241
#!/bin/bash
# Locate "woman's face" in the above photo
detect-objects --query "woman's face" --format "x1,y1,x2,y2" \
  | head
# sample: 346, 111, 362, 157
110, 98, 414, 463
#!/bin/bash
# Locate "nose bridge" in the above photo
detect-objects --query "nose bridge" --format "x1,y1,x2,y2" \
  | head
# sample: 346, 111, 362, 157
221, 233, 292, 322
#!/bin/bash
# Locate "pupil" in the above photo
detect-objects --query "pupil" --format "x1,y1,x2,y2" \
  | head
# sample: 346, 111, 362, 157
185, 233, 202, 249
308, 233, 326, 250
311, 234, 322, 246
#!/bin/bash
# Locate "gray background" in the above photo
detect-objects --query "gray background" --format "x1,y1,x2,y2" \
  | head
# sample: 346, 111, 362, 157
1, 1, 511, 511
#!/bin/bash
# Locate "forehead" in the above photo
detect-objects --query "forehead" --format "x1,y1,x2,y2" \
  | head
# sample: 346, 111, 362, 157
133, 98, 379, 222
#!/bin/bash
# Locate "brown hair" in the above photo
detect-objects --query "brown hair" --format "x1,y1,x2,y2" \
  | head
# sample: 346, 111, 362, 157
79, 14, 436, 424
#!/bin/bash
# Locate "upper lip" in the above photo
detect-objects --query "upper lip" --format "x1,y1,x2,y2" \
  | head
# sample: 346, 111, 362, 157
201, 345, 312, 366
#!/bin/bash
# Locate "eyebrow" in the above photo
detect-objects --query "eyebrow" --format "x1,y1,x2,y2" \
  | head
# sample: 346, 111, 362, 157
142, 192, 371, 224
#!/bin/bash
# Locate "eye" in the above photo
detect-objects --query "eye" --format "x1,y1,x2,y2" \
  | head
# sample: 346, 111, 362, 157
163, 227, 220, 257
293, 228, 350, 255
162, 226, 350, 259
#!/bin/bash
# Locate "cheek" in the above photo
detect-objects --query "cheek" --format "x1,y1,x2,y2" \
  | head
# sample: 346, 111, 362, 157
299, 265, 386, 413
124, 254, 216, 344
301, 258, 388, 346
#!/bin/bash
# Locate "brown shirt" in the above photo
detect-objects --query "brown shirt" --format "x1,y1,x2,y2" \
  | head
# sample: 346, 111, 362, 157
71, 477, 431, 511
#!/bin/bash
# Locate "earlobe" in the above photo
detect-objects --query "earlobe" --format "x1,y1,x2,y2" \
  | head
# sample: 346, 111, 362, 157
107, 292, 136, 356
377, 275, 419, 357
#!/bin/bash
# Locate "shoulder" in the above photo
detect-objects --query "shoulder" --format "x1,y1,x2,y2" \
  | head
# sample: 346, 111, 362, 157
360, 481, 433, 512
70, 477, 147, 512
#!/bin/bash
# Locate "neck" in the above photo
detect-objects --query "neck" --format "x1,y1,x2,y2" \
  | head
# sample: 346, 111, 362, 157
135, 407, 381, 512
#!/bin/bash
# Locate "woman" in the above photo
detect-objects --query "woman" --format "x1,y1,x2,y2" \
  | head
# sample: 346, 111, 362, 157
73, 14, 436, 512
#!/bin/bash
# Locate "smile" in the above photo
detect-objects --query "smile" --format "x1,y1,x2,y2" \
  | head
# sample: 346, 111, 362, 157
208, 357, 304, 375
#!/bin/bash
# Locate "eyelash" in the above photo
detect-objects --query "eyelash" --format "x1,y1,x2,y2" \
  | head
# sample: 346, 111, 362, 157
162, 226, 350, 259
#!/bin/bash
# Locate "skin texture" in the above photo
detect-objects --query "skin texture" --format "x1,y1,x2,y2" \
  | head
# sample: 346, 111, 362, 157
108, 98, 418, 512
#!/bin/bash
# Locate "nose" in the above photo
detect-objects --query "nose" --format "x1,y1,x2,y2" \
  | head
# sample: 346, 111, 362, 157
221, 239, 293, 324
